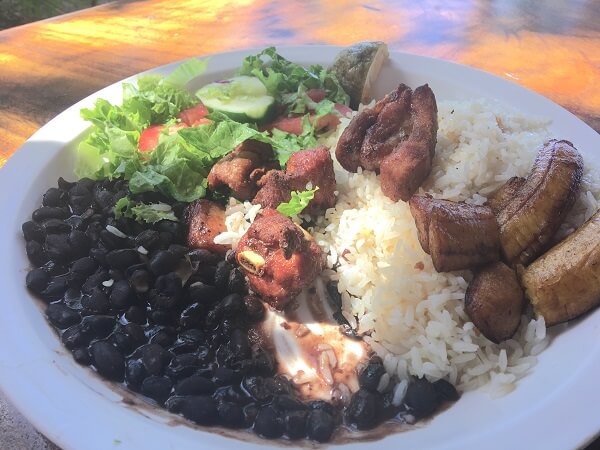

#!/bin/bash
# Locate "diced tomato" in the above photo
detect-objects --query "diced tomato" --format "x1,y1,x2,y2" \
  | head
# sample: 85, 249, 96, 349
178, 104, 210, 126
306, 88, 327, 103
138, 123, 188, 152
335, 103, 353, 117
138, 125, 165, 152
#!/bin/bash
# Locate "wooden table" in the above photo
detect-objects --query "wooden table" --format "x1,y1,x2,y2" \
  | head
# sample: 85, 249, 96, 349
0, 0, 599, 448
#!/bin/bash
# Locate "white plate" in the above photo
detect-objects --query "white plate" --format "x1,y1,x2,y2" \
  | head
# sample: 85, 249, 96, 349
1, 46, 599, 450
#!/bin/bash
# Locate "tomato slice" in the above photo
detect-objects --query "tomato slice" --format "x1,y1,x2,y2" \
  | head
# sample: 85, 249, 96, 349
262, 103, 353, 135
178, 104, 210, 126
306, 88, 327, 103
138, 123, 188, 152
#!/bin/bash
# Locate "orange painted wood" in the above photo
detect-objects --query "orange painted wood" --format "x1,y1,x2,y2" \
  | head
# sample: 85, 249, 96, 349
1, 0, 599, 167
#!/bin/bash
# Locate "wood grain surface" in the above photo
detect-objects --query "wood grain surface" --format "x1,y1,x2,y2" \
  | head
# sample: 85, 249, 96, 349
1, 0, 599, 167
0, 0, 599, 448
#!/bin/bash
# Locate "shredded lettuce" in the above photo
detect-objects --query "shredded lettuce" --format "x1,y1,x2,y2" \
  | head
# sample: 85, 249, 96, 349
114, 197, 178, 224
237, 47, 349, 114
75, 59, 208, 180
276, 187, 319, 216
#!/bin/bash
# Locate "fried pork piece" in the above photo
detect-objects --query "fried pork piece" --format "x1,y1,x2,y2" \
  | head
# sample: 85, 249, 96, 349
185, 199, 228, 254
496, 139, 583, 266
409, 196, 500, 272
236, 209, 322, 309
485, 176, 526, 215
207, 140, 277, 201
336, 84, 437, 202
522, 210, 600, 326
253, 146, 336, 215
465, 262, 525, 343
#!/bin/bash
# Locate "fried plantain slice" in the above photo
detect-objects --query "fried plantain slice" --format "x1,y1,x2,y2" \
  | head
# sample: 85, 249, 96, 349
496, 139, 583, 266
522, 209, 600, 326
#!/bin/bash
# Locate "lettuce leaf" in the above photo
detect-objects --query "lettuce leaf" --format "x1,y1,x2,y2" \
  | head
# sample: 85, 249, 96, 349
114, 197, 178, 224
276, 187, 319, 216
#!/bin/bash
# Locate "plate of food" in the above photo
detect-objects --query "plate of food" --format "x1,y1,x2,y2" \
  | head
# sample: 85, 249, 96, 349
1, 42, 600, 450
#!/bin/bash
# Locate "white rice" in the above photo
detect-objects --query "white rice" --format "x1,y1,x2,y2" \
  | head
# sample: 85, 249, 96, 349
217, 99, 600, 397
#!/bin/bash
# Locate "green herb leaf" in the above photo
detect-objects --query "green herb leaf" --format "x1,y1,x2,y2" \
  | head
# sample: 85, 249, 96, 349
276, 187, 319, 216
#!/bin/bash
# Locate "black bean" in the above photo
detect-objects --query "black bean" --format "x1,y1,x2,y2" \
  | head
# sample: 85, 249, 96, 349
22, 220, 45, 242
26, 268, 50, 294
94, 189, 114, 209
142, 376, 173, 404
122, 323, 147, 348
254, 406, 284, 439
243, 403, 259, 427
214, 261, 231, 290
99, 229, 128, 250
229, 329, 251, 360
148, 250, 178, 276
81, 315, 116, 340
247, 347, 276, 376
40, 260, 68, 276
46, 303, 81, 329
125, 306, 147, 325
141, 343, 172, 376
243, 295, 264, 322
106, 249, 139, 271
68, 230, 91, 258
42, 218, 71, 234
242, 376, 273, 404
175, 376, 216, 396
90, 341, 125, 381
149, 326, 177, 345
154, 273, 182, 304
69, 184, 93, 215
381, 389, 401, 421
125, 359, 147, 388
285, 410, 307, 440
166, 353, 202, 380
72, 347, 92, 366
188, 249, 221, 266
62, 324, 92, 349
179, 396, 218, 425
71, 257, 97, 277
32, 206, 69, 222
81, 288, 110, 314
187, 282, 219, 304
108, 269, 125, 281
112, 330, 139, 355
134, 230, 160, 250
213, 385, 251, 406
178, 302, 203, 329
57, 177, 75, 191
404, 377, 440, 419
129, 269, 152, 294
109, 279, 134, 309
40, 275, 70, 301
307, 409, 335, 442
212, 367, 239, 386
89, 247, 108, 267
227, 268, 246, 294
156, 220, 182, 238
168, 244, 188, 259
359, 362, 386, 392
26, 240, 48, 266
433, 379, 460, 402
77, 178, 96, 191
43, 187, 67, 207
308, 400, 336, 416
218, 402, 245, 428
346, 389, 381, 430
157, 232, 174, 249
273, 395, 306, 412
44, 233, 71, 262
81, 270, 109, 294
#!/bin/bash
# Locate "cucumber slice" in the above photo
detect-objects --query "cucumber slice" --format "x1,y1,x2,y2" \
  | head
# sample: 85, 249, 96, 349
196, 76, 276, 124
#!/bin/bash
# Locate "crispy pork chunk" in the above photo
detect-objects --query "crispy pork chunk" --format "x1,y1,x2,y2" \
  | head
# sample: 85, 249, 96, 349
236, 209, 322, 309
185, 199, 228, 254
465, 262, 525, 343
496, 139, 583, 266
336, 84, 437, 202
253, 146, 336, 215
522, 210, 600, 326
409, 196, 500, 272
208, 140, 277, 201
